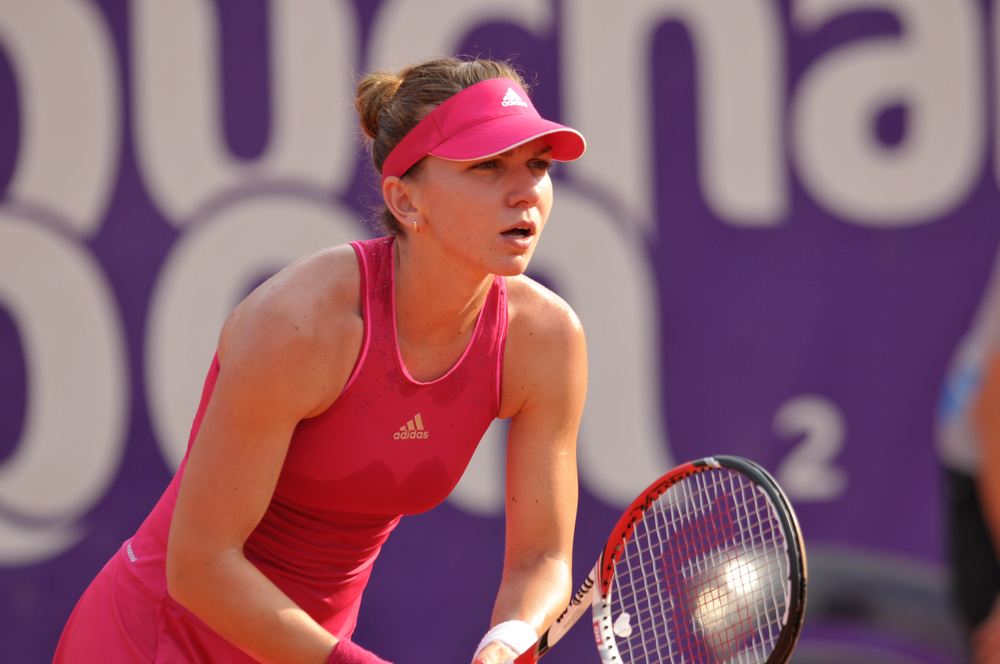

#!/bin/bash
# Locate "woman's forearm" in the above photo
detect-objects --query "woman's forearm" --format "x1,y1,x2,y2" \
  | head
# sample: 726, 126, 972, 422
168, 546, 337, 664
489, 553, 572, 630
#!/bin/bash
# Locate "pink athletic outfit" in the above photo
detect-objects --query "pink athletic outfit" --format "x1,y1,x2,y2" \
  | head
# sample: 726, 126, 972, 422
54, 236, 508, 662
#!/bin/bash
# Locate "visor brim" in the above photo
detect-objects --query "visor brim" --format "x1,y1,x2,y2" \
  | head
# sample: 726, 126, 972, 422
428, 116, 586, 163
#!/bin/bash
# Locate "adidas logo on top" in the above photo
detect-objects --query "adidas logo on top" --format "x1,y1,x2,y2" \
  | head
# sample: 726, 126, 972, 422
501, 87, 528, 108
394, 413, 429, 440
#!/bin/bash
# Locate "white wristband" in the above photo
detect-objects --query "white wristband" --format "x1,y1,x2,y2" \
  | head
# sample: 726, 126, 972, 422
473, 620, 537, 661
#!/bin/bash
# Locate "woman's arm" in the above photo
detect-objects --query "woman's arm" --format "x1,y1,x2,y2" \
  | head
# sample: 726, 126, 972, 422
166, 247, 363, 664
475, 278, 587, 663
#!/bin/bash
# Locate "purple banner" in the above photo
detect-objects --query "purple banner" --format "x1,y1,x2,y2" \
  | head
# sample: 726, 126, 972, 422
0, 1, 992, 662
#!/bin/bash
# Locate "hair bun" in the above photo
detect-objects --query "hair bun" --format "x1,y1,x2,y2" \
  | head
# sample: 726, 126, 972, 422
355, 71, 404, 140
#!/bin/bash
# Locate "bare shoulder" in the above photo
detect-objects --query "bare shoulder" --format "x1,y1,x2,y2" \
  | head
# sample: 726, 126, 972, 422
499, 275, 587, 419
504, 274, 584, 345
216, 243, 363, 416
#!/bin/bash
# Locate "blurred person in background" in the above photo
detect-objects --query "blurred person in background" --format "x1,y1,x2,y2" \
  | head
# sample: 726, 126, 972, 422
940, 248, 1000, 664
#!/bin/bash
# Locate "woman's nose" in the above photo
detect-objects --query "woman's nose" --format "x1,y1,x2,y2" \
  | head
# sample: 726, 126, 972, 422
507, 166, 545, 208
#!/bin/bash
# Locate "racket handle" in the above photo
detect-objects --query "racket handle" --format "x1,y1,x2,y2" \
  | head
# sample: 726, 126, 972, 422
513, 646, 538, 664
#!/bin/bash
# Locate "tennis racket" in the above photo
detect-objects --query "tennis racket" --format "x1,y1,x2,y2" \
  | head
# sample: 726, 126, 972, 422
515, 455, 806, 664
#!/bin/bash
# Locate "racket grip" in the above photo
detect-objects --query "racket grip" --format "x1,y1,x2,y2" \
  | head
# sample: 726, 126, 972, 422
512, 647, 538, 664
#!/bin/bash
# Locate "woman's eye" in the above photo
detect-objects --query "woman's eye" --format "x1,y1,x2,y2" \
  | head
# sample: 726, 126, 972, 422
473, 159, 500, 170
532, 160, 554, 171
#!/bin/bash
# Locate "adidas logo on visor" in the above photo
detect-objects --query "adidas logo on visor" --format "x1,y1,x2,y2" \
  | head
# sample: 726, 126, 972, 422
394, 413, 429, 440
501, 87, 528, 108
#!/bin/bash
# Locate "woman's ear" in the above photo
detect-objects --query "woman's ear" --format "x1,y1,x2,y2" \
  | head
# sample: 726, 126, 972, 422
383, 176, 421, 227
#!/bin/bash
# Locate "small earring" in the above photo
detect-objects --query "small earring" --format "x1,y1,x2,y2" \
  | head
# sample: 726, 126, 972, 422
413, 220, 419, 233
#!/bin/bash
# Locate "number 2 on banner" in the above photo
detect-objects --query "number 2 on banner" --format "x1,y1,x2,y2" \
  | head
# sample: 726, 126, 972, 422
774, 395, 848, 502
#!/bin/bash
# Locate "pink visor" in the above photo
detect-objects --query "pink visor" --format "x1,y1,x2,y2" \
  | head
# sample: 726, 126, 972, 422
380, 78, 586, 183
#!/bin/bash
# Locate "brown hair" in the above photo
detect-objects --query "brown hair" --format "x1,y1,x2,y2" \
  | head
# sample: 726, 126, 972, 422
356, 56, 529, 235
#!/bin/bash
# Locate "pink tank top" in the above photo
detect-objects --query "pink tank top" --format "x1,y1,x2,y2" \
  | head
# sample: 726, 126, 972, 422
123, 236, 507, 640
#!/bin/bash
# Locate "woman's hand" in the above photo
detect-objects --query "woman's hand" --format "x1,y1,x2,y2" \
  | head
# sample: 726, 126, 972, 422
472, 640, 518, 664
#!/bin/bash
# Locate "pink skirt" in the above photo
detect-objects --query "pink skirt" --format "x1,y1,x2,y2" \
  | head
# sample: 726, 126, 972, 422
53, 553, 257, 663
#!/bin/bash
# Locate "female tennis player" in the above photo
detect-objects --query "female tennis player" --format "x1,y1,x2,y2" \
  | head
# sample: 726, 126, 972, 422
54, 57, 587, 664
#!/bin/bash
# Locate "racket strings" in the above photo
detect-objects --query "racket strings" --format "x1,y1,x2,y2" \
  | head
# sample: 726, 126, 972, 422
608, 469, 789, 664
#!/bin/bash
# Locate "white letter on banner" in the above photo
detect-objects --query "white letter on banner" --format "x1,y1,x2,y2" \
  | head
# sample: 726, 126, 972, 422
367, 0, 552, 69
0, 214, 129, 565
992, 4, 1000, 192
791, 0, 984, 226
145, 196, 366, 470
539, 188, 673, 509
774, 394, 848, 502
0, 0, 120, 235
532, 189, 672, 506
132, 0, 357, 224
562, 0, 787, 230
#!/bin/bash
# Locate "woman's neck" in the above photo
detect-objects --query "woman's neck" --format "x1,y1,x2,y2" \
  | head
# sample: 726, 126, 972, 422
391, 234, 496, 381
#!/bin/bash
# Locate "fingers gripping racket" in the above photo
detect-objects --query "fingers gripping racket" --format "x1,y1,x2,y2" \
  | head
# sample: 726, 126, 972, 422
515, 456, 806, 664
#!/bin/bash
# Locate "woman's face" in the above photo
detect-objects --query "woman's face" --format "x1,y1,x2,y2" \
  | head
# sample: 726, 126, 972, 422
408, 136, 555, 278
